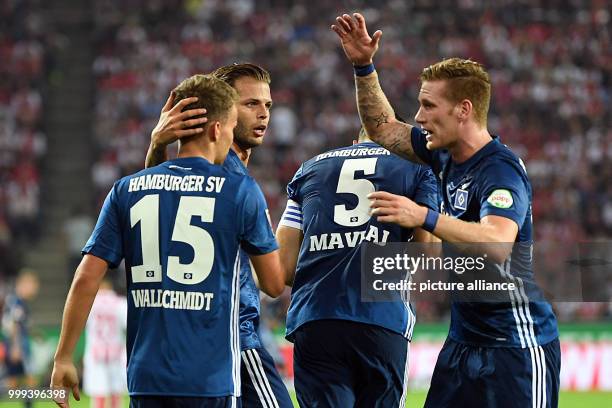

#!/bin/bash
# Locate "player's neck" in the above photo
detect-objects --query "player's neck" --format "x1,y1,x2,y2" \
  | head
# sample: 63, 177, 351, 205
231, 143, 251, 167
177, 143, 217, 164
449, 127, 492, 164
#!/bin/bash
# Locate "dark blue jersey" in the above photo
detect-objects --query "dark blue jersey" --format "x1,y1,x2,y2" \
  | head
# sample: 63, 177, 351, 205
82, 156, 278, 397
1, 294, 30, 358
280, 142, 438, 341
223, 149, 263, 351
411, 127, 558, 347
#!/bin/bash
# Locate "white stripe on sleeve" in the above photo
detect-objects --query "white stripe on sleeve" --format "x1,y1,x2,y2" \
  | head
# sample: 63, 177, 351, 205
279, 199, 303, 230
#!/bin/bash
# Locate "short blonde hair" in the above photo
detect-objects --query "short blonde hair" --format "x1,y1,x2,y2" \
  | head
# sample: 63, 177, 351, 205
172, 74, 238, 128
420, 58, 491, 126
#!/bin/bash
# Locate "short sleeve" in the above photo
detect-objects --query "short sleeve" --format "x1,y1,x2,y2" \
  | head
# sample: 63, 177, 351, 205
238, 177, 279, 255
82, 184, 124, 268
478, 161, 529, 228
280, 164, 305, 230
413, 167, 438, 211
286, 164, 304, 203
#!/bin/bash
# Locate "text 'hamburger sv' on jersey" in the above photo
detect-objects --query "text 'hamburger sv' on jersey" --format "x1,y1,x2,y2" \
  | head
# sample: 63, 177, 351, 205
280, 142, 438, 341
83, 156, 278, 397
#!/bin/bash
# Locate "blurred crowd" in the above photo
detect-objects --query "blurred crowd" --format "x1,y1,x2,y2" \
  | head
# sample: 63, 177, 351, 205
90, 0, 611, 233
90, 0, 611, 322
0, 0, 49, 281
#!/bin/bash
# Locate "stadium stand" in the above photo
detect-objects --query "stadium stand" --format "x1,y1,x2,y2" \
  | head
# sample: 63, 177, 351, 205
0, 0, 49, 282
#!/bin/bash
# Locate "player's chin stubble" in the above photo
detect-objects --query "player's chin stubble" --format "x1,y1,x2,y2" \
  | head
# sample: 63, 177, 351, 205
234, 121, 263, 150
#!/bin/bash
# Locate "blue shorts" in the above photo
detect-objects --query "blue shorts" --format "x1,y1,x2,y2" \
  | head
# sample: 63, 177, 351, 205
240, 347, 293, 408
5, 359, 27, 377
425, 338, 561, 408
129, 396, 240, 408
3, 340, 32, 377
4, 352, 31, 377
293, 319, 409, 408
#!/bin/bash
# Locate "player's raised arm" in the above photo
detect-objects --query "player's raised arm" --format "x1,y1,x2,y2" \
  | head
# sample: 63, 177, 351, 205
144, 93, 208, 168
332, 13, 422, 164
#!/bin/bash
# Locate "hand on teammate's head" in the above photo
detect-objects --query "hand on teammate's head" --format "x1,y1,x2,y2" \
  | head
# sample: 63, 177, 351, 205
151, 92, 208, 148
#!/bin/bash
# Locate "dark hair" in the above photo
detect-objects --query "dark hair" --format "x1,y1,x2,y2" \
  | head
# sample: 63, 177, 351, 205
212, 63, 271, 87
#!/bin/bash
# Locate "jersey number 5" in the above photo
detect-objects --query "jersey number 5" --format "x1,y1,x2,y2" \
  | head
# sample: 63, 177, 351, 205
129, 195, 215, 285
334, 158, 378, 227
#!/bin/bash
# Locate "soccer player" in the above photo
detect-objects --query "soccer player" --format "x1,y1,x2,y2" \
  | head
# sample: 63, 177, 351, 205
2, 269, 39, 408
83, 279, 127, 408
145, 63, 293, 408
332, 13, 561, 408
275, 126, 438, 407
50, 74, 285, 408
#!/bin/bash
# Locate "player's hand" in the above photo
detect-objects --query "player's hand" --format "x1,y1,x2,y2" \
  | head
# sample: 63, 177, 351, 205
369, 191, 427, 228
150, 92, 208, 149
331, 13, 382, 66
50, 360, 80, 408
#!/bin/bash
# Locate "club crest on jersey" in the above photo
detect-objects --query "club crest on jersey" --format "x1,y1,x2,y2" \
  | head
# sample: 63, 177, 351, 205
454, 189, 468, 210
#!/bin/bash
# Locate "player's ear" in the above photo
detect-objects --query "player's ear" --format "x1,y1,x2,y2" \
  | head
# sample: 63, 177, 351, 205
210, 121, 221, 142
456, 99, 472, 122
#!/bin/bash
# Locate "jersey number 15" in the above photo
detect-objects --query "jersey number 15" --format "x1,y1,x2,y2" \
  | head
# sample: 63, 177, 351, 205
130, 195, 215, 285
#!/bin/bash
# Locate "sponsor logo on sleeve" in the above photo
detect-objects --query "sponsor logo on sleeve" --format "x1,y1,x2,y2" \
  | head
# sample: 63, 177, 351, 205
487, 189, 514, 209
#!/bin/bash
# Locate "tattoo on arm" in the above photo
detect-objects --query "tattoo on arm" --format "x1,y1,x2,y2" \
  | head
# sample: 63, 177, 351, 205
373, 112, 388, 127
355, 73, 422, 164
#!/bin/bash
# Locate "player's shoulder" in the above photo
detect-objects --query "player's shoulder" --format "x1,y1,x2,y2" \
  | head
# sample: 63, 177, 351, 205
222, 149, 249, 175
300, 142, 395, 171
234, 172, 258, 188
117, 158, 248, 187
479, 137, 527, 174
231, 173, 263, 200
353, 141, 431, 178
475, 138, 531, 191
206, 161, 252, 185
112, 164, 163, 191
